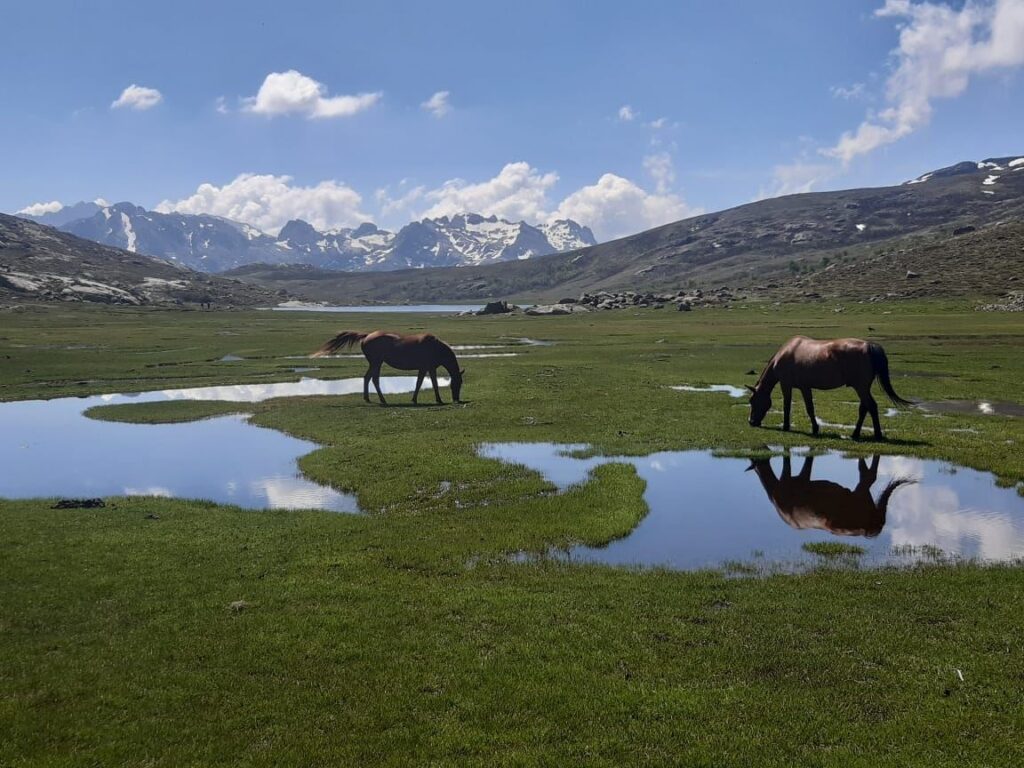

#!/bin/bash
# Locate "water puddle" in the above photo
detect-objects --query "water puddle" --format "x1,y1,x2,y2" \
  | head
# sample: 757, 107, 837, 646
0, 376, 444, 512
479, 442, 1024, 571
273, 304, 484, 314
218, 354, 244, 362
917, 400, 1024, 418
671, 384, 747, 398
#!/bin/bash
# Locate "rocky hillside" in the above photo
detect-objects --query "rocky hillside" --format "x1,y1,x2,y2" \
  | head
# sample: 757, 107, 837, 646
0, 214, 280, 307
226, 156, 1024, 303
43, 203, 595, 273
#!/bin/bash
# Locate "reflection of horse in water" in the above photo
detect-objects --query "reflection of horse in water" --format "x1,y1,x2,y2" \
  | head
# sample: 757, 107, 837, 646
748, 454, 913, 537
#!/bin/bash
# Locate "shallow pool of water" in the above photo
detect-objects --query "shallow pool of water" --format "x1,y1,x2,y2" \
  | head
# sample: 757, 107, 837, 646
478, 442, 1024, 571
671, 384, 748, 398
917, 400, 1024, 418
0, 376, 440, 512
273, 304, 484, 314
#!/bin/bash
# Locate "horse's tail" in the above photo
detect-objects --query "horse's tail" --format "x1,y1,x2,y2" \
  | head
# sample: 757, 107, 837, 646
868, 342, 913, 407
311, 331, 367, 358
872, 478, 916, 535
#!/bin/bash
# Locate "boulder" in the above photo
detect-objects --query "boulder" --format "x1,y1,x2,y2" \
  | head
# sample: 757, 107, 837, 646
477, 300, 515, 315
525, 303, 590, 316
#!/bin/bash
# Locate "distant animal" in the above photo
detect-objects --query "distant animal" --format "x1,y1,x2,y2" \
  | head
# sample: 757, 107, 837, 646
747, 336, 912, 440
311, 330, 464, 406
748, 454, 913, 537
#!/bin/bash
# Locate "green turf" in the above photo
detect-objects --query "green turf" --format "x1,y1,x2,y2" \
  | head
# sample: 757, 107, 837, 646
2, 301, 1023, 766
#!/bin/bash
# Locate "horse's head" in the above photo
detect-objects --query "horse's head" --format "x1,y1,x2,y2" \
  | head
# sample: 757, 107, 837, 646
747, 384, 771, 427
451, 367, 465, 403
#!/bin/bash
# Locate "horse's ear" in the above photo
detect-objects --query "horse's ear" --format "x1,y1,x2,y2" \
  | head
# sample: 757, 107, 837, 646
460, 368, 465, 376
746, 385, 756, 394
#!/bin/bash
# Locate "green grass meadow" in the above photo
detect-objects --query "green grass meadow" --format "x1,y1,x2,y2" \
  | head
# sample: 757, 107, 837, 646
2, 301, 1024, 766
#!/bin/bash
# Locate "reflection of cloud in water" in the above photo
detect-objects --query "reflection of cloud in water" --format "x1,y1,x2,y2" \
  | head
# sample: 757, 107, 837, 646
886, 480, 1022, 561
251, 477, 358, 513
671, 384, 747, 398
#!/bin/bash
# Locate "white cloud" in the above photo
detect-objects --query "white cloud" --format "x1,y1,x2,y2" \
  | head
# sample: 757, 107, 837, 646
648, 117, 668, 129
418, 162, 559, 223
17, 200, 63, 216
242, 70, 381, 119
375, 182, 427, 223
215, 96, 229, 115
643, 152, 676, 194
825, 0, 1024, 163
156, 173, 370, 235
552, 173, 699, 241
618, 105, 636, 122
830, 82, 867, 100
111, 84, 163, 111
757, 160, 837, 199
421, 90, 452, 118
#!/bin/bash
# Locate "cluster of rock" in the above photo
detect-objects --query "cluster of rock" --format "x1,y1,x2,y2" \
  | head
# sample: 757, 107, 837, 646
469, 288, 744, 317
567, 288, 738, 311
977, 291, 1024, 312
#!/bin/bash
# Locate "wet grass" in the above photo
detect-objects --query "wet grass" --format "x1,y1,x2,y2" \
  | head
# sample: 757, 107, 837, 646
802, 541, 867, 558
85, 399, 253, 423
2, 300, 1024, 765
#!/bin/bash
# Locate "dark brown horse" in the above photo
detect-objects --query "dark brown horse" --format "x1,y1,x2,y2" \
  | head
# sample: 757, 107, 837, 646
748, 336, 912, 440
748, 454, 913, 537
312, 331, 464, 406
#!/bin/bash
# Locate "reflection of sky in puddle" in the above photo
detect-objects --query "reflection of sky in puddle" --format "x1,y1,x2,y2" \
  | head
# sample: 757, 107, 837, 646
479, 442, 1024, 570
671, 384, 748, 398
918, 400, 1024, 418
0, 376, 442, 512
273, 304, 484, 313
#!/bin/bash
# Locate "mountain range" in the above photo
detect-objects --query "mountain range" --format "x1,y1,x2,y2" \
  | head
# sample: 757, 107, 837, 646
224, 156, 1024, 303
0, 213, 279, 307
18, 203, 595, 273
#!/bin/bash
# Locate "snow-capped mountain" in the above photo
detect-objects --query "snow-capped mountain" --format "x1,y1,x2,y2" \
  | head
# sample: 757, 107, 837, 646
40, 203, 595, 273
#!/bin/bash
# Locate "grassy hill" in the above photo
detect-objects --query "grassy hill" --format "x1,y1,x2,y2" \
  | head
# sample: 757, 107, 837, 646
226, 157, 1024, 303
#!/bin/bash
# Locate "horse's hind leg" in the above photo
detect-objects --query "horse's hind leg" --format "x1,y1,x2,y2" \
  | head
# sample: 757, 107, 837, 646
412, 370, 426, 405
867, 393, 884, 440
801, 388, 819, 436
372, 370, 388, 406
429, 368, 444, 404
852, 401, 868, 440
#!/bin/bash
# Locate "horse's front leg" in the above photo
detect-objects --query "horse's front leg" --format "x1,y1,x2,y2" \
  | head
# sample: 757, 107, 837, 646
363, 366, 373, 403
801, 388, 819, 436
429, 368, 444, 405
412, 370, 426, 405
781, 384, 793, 432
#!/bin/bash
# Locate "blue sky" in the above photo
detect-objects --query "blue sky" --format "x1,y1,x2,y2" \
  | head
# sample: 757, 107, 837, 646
4, 0, 1023, 239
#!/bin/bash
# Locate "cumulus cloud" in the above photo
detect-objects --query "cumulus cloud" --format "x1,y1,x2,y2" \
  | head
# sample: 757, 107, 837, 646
618, 105, 636, 122
552, 173, 699, 241
242, 70, 381, 119
156, 173, 370, 234
825, 0, 1024, 163
111, 84, 163, 111
418, 162, 559, 223
421, 90, 452, 118
17, 200, 64, 216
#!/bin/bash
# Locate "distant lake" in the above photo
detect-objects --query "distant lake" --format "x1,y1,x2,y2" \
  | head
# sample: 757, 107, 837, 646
273, 304, 484, 314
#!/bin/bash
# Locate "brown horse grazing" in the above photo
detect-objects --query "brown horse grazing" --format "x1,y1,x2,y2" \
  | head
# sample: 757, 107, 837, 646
311, 330, 464, 406
748, 336, 912, 440
748, 454, 913, 537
